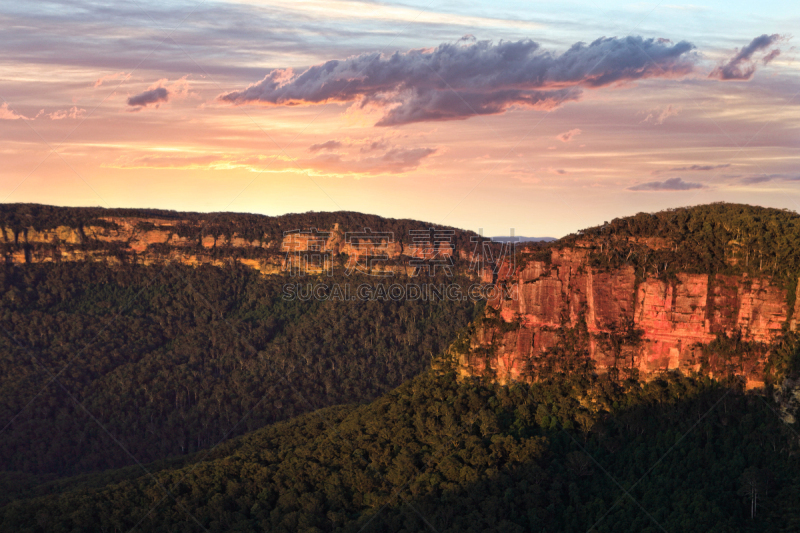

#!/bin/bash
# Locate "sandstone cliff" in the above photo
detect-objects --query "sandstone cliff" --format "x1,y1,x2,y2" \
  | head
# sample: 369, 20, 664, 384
1, 215, 470, 276
6, 203, 798, 388
457, 245, 796, 389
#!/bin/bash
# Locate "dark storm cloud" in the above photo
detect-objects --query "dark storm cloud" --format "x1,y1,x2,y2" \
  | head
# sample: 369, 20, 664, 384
709, 34, 783, 81
127, 87, 169, 108
628, 177, 704, 191
220, 36, 697, 126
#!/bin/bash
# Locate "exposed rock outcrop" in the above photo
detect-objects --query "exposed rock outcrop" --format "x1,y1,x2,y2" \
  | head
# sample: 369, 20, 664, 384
2, 218, 466, 277
458, 246, 794, 388
774, 377, 800, 424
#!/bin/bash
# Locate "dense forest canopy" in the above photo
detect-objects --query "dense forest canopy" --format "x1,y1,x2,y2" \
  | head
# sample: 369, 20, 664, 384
0, 261, 481, 498
558, 203, 800, 283
2, 363, 798, 532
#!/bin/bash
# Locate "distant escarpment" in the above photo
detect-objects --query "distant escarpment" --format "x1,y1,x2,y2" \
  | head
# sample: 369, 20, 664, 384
0, 204, 487, 275
453, 204, 800, 389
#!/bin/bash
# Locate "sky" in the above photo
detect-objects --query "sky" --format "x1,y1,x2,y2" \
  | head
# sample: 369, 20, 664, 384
0, 0, 798, 237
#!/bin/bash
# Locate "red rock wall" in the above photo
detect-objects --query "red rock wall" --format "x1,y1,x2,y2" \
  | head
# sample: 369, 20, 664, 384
462, 248, 793, 388
2, 219, 463, 276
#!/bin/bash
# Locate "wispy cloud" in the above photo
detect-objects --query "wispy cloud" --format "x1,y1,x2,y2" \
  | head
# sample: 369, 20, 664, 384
109, 154, 223, 170
628, 177, 704, 191
740, 174, 800, 185
299, 147, 437, 175
556, 128, 581, 142
652, 163, 730, 174
230, 0, 544, 30
0, 103, 32, 120
93, 71, 130, 88
641, 104, 681, 125
220, 36, 697, 126
109, 145, 436, 176
309, 140, 343, 152
709, 34, 785, 81
360, 139, 390, 153
48, 106, 86, 120
1, 103, 88, 121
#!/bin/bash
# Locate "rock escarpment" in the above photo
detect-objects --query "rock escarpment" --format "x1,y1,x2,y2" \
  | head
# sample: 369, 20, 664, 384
1, 217, 284, 273
459, 246, 796, 388
1, 215, 469, 275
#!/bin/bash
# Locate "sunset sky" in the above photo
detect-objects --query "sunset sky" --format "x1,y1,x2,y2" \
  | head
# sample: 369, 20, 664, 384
1, 0, 798, 236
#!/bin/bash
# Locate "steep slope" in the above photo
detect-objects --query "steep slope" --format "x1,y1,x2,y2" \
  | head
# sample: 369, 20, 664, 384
2, 369, 799, 533
456, 204, 800, 387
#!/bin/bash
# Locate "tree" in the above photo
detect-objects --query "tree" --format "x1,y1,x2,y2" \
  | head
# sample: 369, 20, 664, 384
739, 466, 773, 519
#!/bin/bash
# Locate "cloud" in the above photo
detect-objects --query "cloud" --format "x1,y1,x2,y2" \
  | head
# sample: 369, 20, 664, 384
108, 154, 222, 170
652, 163, 730, 174
48, 106, 86, 120
360, 139, 390, 152
740, 174, 800, 185
761, 49, 781, 64
2, 104, 87, 121
309, 140, 343, 152
219, 36, 697, 126
127, 87, 169, 109
709, 34, 784, 80
93, 71, 130, 87
628, 177, 704, 191
641, 104, 680, 125
109, 145, 436, 176
303, 147, 437, 174
127, 77, 194, 110
0, 103, 31, 120
309, 138, 396, 154
556, 128, 581, 142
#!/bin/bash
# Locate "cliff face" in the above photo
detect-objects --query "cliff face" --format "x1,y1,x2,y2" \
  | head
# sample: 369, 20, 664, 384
1, 218, 279, 273
459, 247, 795, 389
1, 218, 465, 275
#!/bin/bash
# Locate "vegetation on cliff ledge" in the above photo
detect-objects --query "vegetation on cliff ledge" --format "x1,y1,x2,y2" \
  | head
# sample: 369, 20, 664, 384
558, 203, 800, 282
0, 203, 483, 252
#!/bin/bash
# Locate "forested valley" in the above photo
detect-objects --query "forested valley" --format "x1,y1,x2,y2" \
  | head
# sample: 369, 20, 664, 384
0, 261, 480, 501
3, 334, 799, 532
2, 203, 800, 532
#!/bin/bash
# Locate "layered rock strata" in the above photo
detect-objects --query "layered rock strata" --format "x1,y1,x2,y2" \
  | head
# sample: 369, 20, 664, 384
459, 247, 795, 388
1, 219, 465, 275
